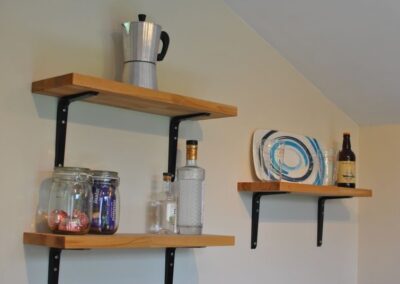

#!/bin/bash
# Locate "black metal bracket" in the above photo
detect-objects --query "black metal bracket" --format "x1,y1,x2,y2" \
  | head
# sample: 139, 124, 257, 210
168, 113, 210, 181
317, 196, 352, 247
54, 91, 98, 167
164, 248, 176, 284
48, 248, 62, 284
251, 192, 288, 249
47, 247, 177, 284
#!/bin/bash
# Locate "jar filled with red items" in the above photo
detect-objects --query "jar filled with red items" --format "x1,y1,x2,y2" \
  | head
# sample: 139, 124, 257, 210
48, 167, 93, 234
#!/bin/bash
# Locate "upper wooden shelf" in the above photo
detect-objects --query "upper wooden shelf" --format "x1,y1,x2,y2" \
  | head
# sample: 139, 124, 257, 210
237, 181, 372, 197
31, 73, 237, 119
23, 232, 235, 249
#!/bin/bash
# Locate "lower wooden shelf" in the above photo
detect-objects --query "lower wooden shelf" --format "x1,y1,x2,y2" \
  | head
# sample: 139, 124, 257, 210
24, 232, 235, 249
23, 232, 235, 249
24, 232, 234, 284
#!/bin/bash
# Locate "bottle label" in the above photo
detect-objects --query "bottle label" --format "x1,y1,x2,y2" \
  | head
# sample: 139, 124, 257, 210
91, 181, 118, 233
166, 203, 177, 225
337, 161, 356, 184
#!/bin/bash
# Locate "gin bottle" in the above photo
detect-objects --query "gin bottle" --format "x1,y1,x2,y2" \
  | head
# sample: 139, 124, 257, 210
159, 173, 177, 234
177, 140, 205, 234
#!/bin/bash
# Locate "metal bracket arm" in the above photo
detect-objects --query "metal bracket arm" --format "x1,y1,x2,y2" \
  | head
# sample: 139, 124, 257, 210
55, 91, 98, 167
317, 196, 352, 247
48, 248, 62, 284
251, 192, 288, 249
165, 248, 176, 284
168, 113, 210, 181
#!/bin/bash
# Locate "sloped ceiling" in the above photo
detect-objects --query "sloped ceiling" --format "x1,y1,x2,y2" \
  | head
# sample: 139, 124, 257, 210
225, 0, 400, 125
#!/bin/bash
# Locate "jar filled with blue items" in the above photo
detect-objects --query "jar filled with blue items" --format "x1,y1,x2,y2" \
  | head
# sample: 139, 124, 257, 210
90, 170, 120, 234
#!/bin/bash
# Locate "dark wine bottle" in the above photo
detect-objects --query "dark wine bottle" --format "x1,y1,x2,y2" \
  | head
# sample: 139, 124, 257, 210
337, 133, 356, 188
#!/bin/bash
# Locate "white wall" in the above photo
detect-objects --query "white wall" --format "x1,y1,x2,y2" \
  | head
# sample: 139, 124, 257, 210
0, 0, 360, 283
358, 125, 400, 284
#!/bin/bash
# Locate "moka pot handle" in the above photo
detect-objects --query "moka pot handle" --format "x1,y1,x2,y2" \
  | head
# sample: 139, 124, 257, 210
157, 31, 170, 61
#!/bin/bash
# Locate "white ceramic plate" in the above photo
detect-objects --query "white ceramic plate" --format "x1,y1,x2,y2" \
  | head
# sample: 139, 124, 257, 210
252, 130, 325, 185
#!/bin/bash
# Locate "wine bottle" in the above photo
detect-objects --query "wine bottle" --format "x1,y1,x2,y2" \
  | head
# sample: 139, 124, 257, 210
177, 140, 205, 235
337, 133, 356, 188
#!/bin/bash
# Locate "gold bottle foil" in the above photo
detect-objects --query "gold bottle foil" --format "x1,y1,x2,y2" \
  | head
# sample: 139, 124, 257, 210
186, 145, 197, 160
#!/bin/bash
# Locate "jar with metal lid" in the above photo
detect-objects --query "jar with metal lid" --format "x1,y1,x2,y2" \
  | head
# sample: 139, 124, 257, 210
48, 167, 93, 234
90, 170, 120, 234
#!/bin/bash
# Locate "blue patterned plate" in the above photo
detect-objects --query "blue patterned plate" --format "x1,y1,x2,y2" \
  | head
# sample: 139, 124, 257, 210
252, 130, 325, 185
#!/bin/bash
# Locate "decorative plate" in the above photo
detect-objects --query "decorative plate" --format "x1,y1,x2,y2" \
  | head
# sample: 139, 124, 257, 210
252, 130, 325, 185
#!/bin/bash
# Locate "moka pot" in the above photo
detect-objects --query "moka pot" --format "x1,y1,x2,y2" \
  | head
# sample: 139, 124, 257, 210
122, 14, 169, 89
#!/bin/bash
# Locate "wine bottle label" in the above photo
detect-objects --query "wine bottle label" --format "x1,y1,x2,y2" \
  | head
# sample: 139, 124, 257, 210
337, 161, 356, 183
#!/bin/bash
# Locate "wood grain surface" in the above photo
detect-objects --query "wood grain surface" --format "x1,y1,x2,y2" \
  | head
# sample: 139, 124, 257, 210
23, 232, 235, 249
32, 73, 237, 119
237, 181, 372, 197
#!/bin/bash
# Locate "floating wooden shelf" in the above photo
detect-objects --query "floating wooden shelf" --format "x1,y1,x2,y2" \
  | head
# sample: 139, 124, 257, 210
23, 232, 235, 250
238, 181, 372, 197
32, 73, 237, 119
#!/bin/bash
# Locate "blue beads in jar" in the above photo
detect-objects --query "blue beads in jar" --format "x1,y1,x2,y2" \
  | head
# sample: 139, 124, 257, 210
90, 171, 120, 234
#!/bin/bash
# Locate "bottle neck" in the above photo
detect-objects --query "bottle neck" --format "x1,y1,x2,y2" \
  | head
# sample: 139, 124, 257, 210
186, 145, 198, 165
162, 179, 172, 193
186, 159, 197, 166
342, 135, 351, 150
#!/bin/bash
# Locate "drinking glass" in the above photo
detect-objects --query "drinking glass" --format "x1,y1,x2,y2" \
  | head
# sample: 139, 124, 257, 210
322, 149, 336, 185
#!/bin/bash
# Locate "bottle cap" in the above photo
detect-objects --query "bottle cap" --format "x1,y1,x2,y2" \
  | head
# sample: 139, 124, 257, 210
186, 140, 198, 145
163, 172, 172, 181
343, 132, 350, 136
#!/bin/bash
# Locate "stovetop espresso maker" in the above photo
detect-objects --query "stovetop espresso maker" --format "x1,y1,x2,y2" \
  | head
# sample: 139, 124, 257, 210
122, 14, 169, 89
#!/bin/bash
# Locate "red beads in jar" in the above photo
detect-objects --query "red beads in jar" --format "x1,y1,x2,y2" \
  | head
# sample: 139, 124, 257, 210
47, 167, 93, 234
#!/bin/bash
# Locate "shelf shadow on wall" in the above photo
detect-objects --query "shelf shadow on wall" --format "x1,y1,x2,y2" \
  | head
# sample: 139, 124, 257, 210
239, 193, 353, 223
24, 246, 200, 284
31, 93, 205, 141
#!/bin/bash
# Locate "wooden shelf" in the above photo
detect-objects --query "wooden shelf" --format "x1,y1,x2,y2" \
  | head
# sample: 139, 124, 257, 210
32, 73, 237, 119
23, 232, 235, 250
238, 181, 372, 197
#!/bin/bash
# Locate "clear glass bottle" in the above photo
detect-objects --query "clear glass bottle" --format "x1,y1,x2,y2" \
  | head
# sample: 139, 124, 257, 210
148, 181, 162, 234
159, 173, 177, 234
177, 140, 205, 234
90, 170, 120, 234
48, 167, 93, 234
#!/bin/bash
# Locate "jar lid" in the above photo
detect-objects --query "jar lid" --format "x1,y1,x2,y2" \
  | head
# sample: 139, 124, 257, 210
53, 167, 92, 180
53, 167, 91, 174
91, 170, 119, 181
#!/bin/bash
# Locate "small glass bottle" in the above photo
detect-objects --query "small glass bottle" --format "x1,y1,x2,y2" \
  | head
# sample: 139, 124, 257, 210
159, 173, 177, 234
48, 167, 93, 234
337, 132, 356, 188
177, 140, 205, 235
90, 171, 120, 234
148, 181, 162, 234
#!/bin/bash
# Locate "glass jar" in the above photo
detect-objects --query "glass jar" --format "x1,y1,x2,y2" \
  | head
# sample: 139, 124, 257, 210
48, 167, 93, 234
90, 170, 120, 234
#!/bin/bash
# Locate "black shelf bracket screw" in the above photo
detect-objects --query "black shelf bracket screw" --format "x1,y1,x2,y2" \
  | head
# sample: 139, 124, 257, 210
165, 248, 176, 284
168, 113, 210, 181
317, 196, 352, 247
48, 248, 62, 284
251, 192, 288, 249
54, 91, 98, 167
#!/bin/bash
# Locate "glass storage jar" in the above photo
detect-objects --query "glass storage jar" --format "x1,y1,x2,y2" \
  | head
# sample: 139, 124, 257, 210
48, 167, 93, 234
90, 170, 120, 234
